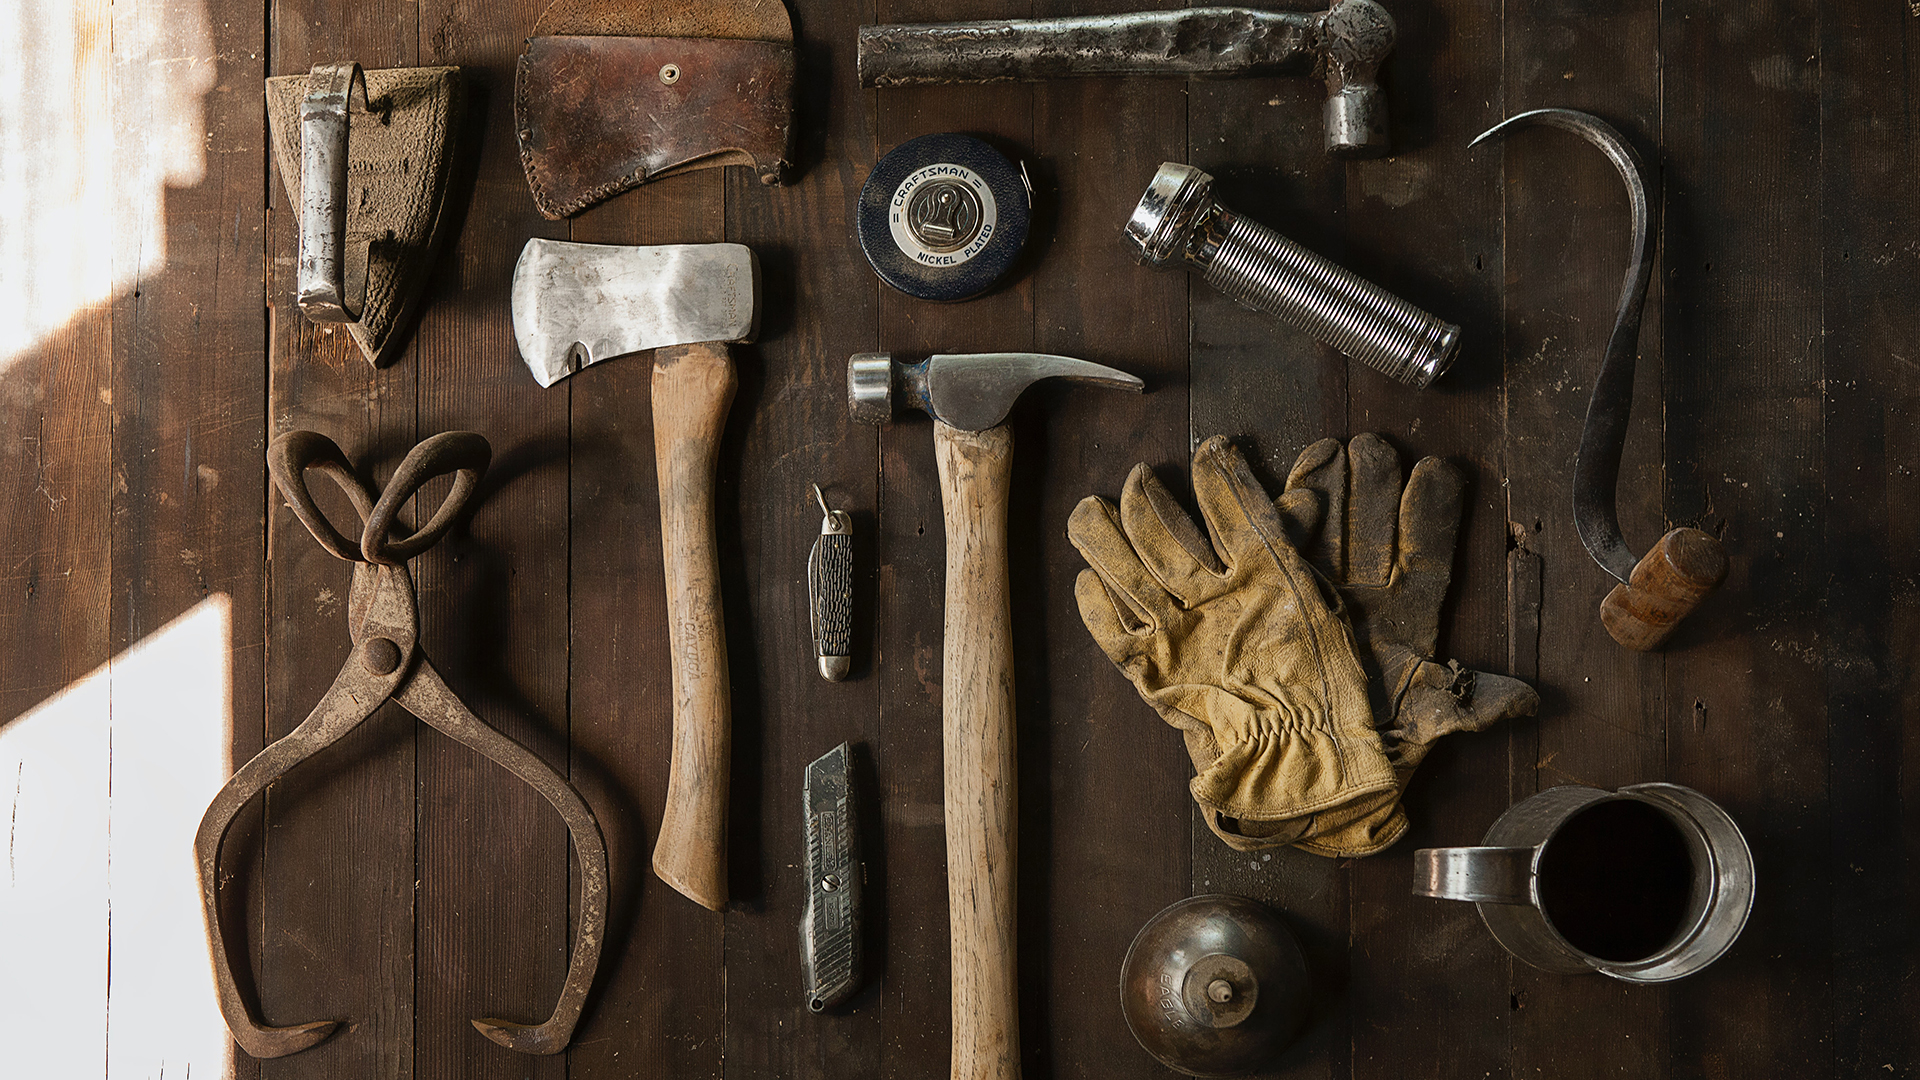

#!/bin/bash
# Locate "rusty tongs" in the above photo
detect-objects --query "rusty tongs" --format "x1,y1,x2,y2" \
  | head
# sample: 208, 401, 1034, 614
195, 429, 608, 1060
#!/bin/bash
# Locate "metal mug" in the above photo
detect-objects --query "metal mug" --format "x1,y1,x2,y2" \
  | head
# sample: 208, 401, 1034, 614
1412, 783, 1754, 983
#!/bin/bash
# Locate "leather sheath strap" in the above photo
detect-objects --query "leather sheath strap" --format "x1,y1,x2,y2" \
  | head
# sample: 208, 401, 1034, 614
515, 35, 795, 218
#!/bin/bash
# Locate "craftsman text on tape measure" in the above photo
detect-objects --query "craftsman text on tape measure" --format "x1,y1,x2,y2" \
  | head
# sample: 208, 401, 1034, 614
859, 133, 1030, 302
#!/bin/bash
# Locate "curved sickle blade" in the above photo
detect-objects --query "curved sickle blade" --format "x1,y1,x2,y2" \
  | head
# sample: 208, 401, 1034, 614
511, 239, 759, 387
1473, 108, 1654, 584
925, 353, 1145, 432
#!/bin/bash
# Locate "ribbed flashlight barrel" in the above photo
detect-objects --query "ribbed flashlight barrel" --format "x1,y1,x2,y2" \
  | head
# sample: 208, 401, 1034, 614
1202, 211, 1458, 389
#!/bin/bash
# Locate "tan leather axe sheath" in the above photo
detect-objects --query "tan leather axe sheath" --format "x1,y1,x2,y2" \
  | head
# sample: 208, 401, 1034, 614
514, 0, 796, 218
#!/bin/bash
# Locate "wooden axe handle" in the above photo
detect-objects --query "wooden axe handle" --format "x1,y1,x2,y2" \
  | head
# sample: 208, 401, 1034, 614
933, 420, 1022, 1080
1600, 527, 1728, 651
650, 341, 736, 910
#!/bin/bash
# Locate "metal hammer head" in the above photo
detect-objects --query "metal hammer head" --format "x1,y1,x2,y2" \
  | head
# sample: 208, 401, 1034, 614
848, 352, 1143, 431
1320, 0, 1395, 158
511, 239, 760, 388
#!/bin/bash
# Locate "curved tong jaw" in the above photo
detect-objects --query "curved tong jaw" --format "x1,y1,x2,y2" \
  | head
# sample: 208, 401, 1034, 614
199, 430, 609, 1058
1475, 109, 1726, 650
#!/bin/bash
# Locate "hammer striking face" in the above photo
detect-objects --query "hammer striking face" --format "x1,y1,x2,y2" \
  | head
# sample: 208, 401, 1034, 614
511, 238, 758, 388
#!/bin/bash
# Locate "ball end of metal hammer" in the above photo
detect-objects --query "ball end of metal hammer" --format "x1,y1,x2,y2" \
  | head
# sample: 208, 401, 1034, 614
848, 353, 896, 425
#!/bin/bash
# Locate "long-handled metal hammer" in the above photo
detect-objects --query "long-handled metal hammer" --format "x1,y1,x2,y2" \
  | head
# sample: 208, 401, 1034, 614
512, 238, 758, 909
858, 0, 1397, 157
850, 352, 1143, 1080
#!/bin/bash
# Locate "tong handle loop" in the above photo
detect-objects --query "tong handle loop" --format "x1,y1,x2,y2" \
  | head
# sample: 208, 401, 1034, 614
269, 429, 377, 561
363, 431, 491, 564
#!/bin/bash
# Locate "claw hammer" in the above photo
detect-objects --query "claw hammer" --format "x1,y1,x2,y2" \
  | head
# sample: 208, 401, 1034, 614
850, 352, 1143, 1079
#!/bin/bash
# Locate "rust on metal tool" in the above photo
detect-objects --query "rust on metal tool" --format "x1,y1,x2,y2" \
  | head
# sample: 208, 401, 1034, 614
196, 430, 611, 1059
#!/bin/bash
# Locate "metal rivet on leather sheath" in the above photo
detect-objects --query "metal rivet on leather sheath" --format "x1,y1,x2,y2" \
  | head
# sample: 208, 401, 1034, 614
659, 63, 681, 84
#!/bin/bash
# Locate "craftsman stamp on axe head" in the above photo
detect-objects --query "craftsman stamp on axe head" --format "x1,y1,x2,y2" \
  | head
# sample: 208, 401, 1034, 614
512, 238, 759, 911
850, 352, 1143, 1080
1472, 109, 1727, 650
514, 0, 796, 218
859, 0, 1397, 157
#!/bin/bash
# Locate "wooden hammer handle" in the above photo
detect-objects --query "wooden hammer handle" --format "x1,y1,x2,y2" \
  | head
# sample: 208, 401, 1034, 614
649, 341, 736, 910
932, 420, 1022, 1080
1600, 527, 1728, 651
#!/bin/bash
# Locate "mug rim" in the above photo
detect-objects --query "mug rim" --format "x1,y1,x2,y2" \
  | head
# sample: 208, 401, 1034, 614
1460, 783, 1754, 983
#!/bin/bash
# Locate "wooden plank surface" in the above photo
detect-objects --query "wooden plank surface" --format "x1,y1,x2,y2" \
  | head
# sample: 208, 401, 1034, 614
6, 0, 1920, 1076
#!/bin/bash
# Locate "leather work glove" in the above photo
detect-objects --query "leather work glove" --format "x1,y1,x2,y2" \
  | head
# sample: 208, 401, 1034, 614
1067, 435, 1398, 853
1277, 434, 1541, 856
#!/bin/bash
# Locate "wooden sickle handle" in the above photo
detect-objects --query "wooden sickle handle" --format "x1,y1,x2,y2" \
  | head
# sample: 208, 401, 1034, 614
1600, 527, 1728, 651
933, 420, 1022, 1080
649, 342, 737, 910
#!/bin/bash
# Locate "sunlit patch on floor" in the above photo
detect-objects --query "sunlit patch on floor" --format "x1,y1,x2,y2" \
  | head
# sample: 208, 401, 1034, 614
0, 594, 233, 1080
0, 0, 214, 372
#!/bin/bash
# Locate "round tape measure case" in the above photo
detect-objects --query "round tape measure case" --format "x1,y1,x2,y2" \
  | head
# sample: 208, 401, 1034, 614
858, 133, 1030, 303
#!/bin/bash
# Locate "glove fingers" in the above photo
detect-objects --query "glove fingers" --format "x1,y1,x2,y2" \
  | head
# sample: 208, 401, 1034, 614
1073, 568, 1147, 668
1387, 662, 1541, 771
1191, 436, 1300, 574
1284, 437, 1346, 579
1393, 456, 1467, 649
1345, 433, 1402, 588
1273, 486, 1325, 554
1119, 462, 1226, 607
1068, 495, 1178, 627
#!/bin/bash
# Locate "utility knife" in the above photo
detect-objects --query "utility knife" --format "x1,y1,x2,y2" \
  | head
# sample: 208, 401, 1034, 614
802, 741, 862, 1011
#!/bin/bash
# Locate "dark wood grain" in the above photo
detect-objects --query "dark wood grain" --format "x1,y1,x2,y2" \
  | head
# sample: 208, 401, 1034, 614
259, 5, 421, 1079
1024, 1, 1191, 1075
1659, 0, 1828, 1073
1497, 2, 1669, 1077
722, 0, 886, 1075
1821, 3, 1920, 1072
12, 1, 1920, 1077
409, 2, 573, 1078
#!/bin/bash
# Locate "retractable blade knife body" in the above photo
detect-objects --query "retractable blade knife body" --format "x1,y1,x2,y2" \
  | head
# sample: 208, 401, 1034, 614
802, 742, 862, 1011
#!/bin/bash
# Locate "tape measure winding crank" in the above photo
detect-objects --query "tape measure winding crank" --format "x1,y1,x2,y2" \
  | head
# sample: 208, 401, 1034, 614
858, 133, 1030, 303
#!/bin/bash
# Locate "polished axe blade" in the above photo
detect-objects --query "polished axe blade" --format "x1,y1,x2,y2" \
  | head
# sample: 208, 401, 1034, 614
511, 238, 759, 388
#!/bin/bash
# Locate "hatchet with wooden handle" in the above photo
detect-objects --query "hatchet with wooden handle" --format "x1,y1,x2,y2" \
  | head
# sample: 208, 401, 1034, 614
512, 238, 758, 910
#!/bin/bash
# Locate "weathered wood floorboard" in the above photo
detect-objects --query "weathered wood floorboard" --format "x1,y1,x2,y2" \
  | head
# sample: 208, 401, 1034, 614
1661, 0, 1829, 1073
8, 0, 1920, 1076
1821, 3, 1920, 1072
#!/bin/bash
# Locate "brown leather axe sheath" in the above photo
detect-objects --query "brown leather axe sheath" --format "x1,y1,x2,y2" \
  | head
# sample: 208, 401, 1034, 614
514, 0, 796, 218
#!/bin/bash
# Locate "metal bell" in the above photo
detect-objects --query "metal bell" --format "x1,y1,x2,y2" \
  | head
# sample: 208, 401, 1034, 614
1119, 894, 1312, 1077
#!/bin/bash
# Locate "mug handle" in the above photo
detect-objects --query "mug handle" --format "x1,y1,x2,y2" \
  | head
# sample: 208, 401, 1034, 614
1412, 847, 1537, 905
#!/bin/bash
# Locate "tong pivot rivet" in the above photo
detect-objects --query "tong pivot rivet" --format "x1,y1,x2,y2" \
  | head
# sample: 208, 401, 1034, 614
363, 637, 402, 675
